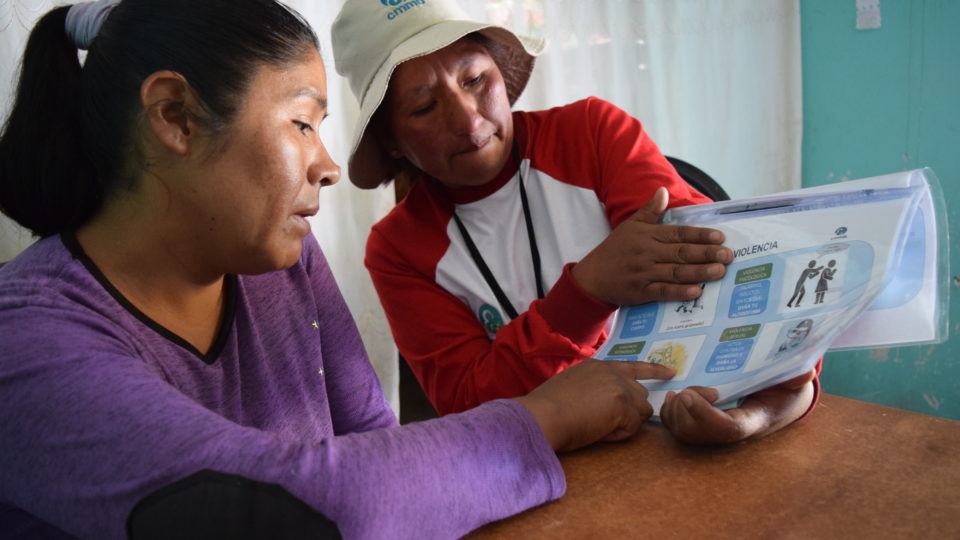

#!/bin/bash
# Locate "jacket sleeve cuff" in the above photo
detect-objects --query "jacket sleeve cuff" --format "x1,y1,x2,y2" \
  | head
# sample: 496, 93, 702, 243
535, 263, 617, 347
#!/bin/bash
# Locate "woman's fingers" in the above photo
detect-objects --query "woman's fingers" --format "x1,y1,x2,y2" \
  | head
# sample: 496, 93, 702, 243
519, 360, 673, 452
600, 405, 648, 443
682, 386, 720, 404
636, 282, 706, 303
605, 360, 676, 382
662, 388, 761, 445
679, 394, 742, 443
632, 187, 670, 224
647, 261, 727, 284
573, 205, 732, 306
669, 242, 733, 264
649, 224, 726, 245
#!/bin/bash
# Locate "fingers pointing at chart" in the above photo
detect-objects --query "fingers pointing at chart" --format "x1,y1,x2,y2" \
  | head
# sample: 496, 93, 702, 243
514, 360, 675, 453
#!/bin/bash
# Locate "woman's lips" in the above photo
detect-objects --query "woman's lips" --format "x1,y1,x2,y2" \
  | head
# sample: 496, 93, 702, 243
293, 205, 319, 218
457, 135, 492, 155
291, 214, 311, 234
291, 206, 318, 234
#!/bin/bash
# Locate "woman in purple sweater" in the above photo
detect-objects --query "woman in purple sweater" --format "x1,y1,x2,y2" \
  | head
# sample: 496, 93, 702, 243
0, 1, 674, 538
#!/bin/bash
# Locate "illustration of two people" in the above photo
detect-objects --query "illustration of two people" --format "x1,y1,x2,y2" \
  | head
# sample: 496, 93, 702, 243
787, 259, 838, 308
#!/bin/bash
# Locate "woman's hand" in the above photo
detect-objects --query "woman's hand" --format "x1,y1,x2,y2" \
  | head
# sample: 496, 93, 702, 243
659, 369, 817, 445
513, 360, 675, 452
572, 187, 733, 306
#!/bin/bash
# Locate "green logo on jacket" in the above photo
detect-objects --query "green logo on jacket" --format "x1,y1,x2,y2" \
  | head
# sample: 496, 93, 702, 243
478, 304, 505, 334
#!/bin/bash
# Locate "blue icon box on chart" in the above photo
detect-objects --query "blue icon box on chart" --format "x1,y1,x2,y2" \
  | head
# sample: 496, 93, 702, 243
706, 339, 754, 373
619, 303, 658, 339
729, 280, 770, 318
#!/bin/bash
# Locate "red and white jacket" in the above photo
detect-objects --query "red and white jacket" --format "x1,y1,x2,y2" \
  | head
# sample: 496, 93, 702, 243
366, 97, 820, 414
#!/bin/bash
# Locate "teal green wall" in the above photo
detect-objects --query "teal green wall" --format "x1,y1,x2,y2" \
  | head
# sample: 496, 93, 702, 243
801, 0, 959, 419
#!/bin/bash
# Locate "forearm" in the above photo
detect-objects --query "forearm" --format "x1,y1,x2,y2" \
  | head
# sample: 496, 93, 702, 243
310, 400, 565, 537
1, 353, 563, 538
749, 379, 816, 440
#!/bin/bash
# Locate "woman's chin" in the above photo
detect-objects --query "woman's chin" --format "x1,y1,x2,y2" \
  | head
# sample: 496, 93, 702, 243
236, 242, 303, 275
273, 243, 304, 271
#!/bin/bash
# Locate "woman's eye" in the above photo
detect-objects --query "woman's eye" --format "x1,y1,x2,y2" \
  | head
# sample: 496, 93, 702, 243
465, 73, 484, 87
412, 102, 436, 116
293, 120, 313, 134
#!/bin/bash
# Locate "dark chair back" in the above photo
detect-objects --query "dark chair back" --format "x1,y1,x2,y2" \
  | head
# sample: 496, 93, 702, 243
666, 156, 729, 202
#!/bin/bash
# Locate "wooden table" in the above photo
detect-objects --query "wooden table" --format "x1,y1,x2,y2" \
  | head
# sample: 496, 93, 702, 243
471, 395, 960, 539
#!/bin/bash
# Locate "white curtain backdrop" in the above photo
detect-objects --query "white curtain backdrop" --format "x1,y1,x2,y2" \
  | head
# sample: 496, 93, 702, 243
1, 0, 802, 416
467, 0, 803, 198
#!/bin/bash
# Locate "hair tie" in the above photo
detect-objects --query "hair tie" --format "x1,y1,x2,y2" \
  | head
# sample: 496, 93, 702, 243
65, 0, 120, 50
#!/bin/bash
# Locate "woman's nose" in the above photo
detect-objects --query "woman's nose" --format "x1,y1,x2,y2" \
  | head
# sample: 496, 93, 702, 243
446, 92, 485, 136
308, 143, 341, 187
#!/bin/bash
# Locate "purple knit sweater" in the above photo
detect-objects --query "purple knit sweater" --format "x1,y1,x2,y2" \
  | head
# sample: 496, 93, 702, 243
0, 234, 564, 538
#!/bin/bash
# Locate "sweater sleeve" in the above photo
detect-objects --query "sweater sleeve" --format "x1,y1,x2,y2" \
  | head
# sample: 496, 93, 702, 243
302, 235, 397, 435
367, 224, 616, 415
0, 299, 564, 539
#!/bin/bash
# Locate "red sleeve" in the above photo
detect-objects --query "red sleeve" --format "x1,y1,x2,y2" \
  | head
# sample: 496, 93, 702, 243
522, 97, 712, 226
590, 97, 712, 222
367, 225, 615, 415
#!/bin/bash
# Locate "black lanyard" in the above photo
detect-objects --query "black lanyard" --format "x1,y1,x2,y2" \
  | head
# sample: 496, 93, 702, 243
451, 145, 544, 320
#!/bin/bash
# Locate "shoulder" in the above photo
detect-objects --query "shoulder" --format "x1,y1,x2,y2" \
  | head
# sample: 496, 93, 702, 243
512, 97, 638, 191
0, 236, 137, 359
0, 235, 77, 293
516, 96, 642, 162
0, 235, 112, 316
517, 97, 633, 140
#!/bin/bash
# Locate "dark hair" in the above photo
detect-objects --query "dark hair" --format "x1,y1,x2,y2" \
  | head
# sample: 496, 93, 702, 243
0, 0, 319, 237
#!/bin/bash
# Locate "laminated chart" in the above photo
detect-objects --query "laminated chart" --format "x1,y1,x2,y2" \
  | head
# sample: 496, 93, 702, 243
596, 169, 946, 416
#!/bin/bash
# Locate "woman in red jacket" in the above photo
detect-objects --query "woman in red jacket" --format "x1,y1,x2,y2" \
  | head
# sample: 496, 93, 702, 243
331, 0, 820, 444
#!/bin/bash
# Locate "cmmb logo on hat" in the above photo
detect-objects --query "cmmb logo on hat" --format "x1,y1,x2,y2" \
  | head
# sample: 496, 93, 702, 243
382, 0, 428, 20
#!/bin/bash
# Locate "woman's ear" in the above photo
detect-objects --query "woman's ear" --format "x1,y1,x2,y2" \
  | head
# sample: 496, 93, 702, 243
370, 113, 404, 160
139, 71, 201, 157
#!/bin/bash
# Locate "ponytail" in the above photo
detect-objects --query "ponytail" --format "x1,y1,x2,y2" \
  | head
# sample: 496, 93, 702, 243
1, 0, 319, 239
0, 6, 101, 237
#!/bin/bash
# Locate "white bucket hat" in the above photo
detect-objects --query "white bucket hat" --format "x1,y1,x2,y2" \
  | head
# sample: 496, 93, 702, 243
332, 0, 545, 189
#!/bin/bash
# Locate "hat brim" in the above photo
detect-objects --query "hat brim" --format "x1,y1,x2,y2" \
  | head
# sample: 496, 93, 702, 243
347, 21, 544, 190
